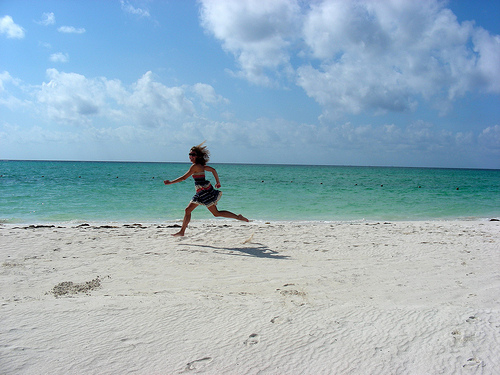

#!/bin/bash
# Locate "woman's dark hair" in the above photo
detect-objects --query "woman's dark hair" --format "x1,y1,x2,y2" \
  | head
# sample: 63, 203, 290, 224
190, 143, 210, 165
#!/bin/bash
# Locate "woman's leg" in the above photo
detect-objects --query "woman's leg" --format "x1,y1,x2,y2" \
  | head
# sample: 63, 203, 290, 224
207, 205, 249, 222
172, 202, 198, 236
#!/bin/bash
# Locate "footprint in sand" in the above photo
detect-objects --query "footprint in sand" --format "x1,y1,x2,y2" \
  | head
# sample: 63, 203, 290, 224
463, 357, 483, 369
271, 316, 283, 324
276, 284, 307, 307
183, 357, 213, 372
271, 315, 292, 324
466, 316, 477, 323
244, 333, 260, 346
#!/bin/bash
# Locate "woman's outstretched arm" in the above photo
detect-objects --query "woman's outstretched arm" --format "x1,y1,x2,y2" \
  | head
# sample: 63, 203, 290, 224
164, 165, 196, 185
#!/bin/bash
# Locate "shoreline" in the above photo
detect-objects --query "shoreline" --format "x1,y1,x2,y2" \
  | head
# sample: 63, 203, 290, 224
1, 220, 499, 374
2, 214, 499, 227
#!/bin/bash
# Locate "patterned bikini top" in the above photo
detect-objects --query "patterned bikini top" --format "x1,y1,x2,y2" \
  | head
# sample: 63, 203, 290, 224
192, 173, 212, 193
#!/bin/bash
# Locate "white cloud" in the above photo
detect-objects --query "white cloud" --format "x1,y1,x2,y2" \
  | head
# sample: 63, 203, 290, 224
296, 0, 499, 118
0, 123, 81, 144
119, 71, 196, 127
472, 28, 500, 93
121, 0, 150, 17
2, 66, 497, 167
192, 83, 229, 105
34, 69, 228, 128
174, 114, 499, 167
50, 52, 69, 63
199, 0, 500, 118
0, 15, 25, 39
478, 125, 500, 152
37, 69, 107, 125
38, 12, 55, 26
170, 114, 479, 160
200, 0, 301, 86
58, 26, 86, 34
0, 71, 25, 109
0, 71, 14, 92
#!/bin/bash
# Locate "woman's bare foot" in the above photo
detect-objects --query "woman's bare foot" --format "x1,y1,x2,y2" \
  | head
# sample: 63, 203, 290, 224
172, 231, 185, 237
237, 214, 249, 222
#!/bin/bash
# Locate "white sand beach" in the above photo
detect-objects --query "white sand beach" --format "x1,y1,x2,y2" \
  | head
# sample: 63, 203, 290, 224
1, 220, 499, 374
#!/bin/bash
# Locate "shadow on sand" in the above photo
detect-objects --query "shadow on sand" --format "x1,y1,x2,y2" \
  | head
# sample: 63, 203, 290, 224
183, 243, 290, 260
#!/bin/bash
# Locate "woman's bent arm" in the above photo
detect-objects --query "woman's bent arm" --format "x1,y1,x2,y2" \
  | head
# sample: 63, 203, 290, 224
204, 166, 221, 188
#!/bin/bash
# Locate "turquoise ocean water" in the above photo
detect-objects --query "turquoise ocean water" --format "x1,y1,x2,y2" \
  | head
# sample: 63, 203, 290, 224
1, 160, 499, 224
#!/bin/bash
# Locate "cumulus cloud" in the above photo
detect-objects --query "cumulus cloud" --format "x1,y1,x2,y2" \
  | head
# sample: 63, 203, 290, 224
50, 52, 69, 63
0, 71, 25, 109
0, 123, 81, 145
472, 29, 500, 93
200, 0, 301, 86
170, 114, 498, 167
121, 0, 150, 17
34, 69, 227, 128
0, 15, 25, 39
38, 12, 55, 26
199, 0, 500, 117
0, 71, 15, 92
3, 66, 497, 166
37, 69, 107, 125
192, 83, 229, 105
478, 125, 500, 152
115, 71, 197, 127
58, 26, 86, 34
298, 0, 499, 117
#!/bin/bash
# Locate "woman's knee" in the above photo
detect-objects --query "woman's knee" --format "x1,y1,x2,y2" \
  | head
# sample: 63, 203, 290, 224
209, 206, 221, 217
185, 204, 196, 214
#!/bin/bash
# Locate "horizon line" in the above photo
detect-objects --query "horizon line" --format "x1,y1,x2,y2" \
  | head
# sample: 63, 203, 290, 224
1, 159, 498, 171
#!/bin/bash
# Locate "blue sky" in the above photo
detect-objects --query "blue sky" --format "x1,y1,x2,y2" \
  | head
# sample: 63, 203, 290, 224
1, 0, 499, 168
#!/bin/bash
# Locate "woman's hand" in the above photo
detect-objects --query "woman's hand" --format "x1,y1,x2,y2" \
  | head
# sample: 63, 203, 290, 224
164, 180, 171, 185
215, 182, 221, 188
